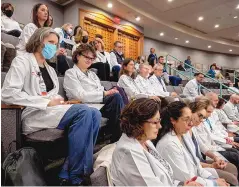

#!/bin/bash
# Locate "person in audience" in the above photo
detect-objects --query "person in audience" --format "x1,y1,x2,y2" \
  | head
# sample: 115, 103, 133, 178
64, 44, 124, 142
183, 73, 204, 101
147, 47, 157, 62
194, 97, 239, 178
110, 41, 124, 65
55, 23, 73, 48
177, 61, 186, 71
223, 94, 239, 122
188, 100, 238, 185
16, 3, 49, 56
228, 82, 239, 94
47, 15, 53, 27
148, 57, 156, 68
149, 64, 178, 98
1, 27, 100, 186
204, 92, 239, 146
135, 55, 145, 72
110, 98, 201, 186
117, 59, 160, 102
184, 56, 192, 69
155, 101, 229, 186
215, 98, 239, 134
71, 26, 88, 54
208, 64, 216, 78
158, 56, 182, 86
1, 2, 22, 37
93, 37, 119, 81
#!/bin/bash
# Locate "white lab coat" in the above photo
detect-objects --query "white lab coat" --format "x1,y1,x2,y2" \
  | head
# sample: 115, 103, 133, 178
110, 133, 180, 186
117, 74, 150, 100
110, 51, 123, 67
149, 74, 170, 97
16, 23, 38, 56
64, 65, 104, 103
134, 75, 155, 96
184, 132, 219, 178
1, 15, 22, 32
183, 78, 201, 101
223, 101, 239, 121
215, 109, 239, 133
95, 51, 120, 71
156, 132, 215, 186
1, 53, 71, 134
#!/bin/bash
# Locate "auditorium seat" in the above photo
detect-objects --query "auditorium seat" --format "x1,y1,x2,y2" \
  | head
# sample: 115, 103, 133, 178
1, 32, 19, 47
166, 85, 174, 92
173, 86, 183, 94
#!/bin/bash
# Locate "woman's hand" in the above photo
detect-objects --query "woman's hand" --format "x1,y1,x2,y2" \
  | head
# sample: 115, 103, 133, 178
47, 96, 64, 107
215, 178, 229, 186
104, 89, 119, 96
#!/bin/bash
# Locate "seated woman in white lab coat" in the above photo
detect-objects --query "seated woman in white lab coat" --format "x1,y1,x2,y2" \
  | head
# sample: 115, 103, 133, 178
1, 27, 100, 186
64, 44, 125, 143
110, 98, 201, 186
117, 58, 161, 102
188, 101, 238, 185
155, 101, 229, 187
16, 3, 49, 56
215, 98, 239, 134
1, 3, 22, 37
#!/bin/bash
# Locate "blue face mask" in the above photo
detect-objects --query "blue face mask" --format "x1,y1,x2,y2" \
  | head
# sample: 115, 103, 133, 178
42, 43, 57, 59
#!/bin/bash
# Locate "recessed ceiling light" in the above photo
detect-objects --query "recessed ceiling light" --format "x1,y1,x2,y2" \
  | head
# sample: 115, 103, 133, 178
229, 49, 232, 52
234, 16, 238, 19
160, 32, 164, 36
198, 16, 204, 21
175, 37, 178, 40
208, 45, 211, 48
168, 0, 173, 2
236, 4, 239, 9
185, 40, 189, 43
214, 24, 219, 28
107, 2, 113, 8
136, 16, 140, 21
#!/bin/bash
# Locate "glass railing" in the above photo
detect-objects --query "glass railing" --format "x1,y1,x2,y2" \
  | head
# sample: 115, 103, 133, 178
165, 54, 238, 100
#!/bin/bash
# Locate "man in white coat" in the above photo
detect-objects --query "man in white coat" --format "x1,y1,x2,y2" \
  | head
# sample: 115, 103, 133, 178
223, 94, 239, 122
183, 73, 204, 101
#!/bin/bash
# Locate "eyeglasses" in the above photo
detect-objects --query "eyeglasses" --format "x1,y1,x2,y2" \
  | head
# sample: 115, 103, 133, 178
180, 117, 193, 124
145, 119, 161, 125
197, 113, 206, 120
82, 54, 95, 62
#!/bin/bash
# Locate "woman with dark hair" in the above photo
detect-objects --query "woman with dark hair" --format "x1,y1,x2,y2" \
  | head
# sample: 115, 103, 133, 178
47, 15, 53, 27
110, 98, 201, 186
155, 101, 229, 186
71, 26, 88, 54
215, 98, 239, 133
16, 3, 49, 55
2, 27, 100, 186
1, 2, 22, 37
64, 43, 124, 142
188, 101, 238, 185
118, 58, 160, 102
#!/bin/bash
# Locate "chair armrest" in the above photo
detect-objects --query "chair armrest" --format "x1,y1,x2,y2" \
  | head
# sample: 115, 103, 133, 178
1, 103, 24, 109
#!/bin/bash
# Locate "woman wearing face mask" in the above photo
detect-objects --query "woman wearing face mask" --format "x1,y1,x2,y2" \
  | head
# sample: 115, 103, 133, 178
71, 26, 88, 55
155, 101, 229, 187
54, 23, 73, 48
1, 3, 22, 37
16, 3, 49, 56
2, 27, 100, 186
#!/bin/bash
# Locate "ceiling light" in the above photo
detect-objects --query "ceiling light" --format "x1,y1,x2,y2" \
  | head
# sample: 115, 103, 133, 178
234, 16, 238, 19
236, 4, 239, 9
185, 40, 189, 43
135, 16, 140, 21
198, 16, 204, 21
175, 38, 178, 40
160, 32, 164, 36
208, 45, 211, 48
107, 2, 113, 8
168, 0, 173, 2
229, 49, 232, 52
214, 24, 219, 28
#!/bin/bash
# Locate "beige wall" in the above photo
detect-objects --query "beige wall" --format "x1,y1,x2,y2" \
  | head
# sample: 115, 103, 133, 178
144, 37, 239, 70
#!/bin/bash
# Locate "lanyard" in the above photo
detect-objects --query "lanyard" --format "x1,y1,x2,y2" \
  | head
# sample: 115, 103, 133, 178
205, 119, 213, 131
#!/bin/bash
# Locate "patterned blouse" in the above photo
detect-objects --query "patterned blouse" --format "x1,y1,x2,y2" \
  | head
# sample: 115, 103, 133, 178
148, 146, 174, 181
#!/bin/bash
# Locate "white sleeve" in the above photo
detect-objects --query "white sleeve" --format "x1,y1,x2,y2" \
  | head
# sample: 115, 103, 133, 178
203, 123, 227, 144
20, 23, 37, 47
110, 52, 119, 67
54, 28, 64, 44
223, 105, 239, 122
16, 22, 22, 32
185, 81, 198, 97
1, 56, 50, 109
63, 70, 104, 103
117, 149, 180, 186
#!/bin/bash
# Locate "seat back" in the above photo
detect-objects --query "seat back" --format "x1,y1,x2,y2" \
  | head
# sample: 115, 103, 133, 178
57, 76, 67, 100
101, 81, 113, 90
166, 85, 174, 92
1, 32, 19, 47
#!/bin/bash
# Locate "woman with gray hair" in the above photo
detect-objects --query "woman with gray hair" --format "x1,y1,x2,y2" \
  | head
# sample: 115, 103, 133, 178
2, 27, 101, 185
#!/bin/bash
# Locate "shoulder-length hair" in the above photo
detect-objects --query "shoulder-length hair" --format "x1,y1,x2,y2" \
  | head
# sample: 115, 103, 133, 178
119, 58, 136, 79
32, 3, 49, 28
25, 27, 59, 53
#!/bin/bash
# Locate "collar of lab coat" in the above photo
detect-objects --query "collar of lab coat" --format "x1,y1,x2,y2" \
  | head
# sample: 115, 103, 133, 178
120, 134, 173, 183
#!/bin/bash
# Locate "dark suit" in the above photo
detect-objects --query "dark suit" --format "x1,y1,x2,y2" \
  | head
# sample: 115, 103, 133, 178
177, 65, 186, 71
147, 53, 157, 62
